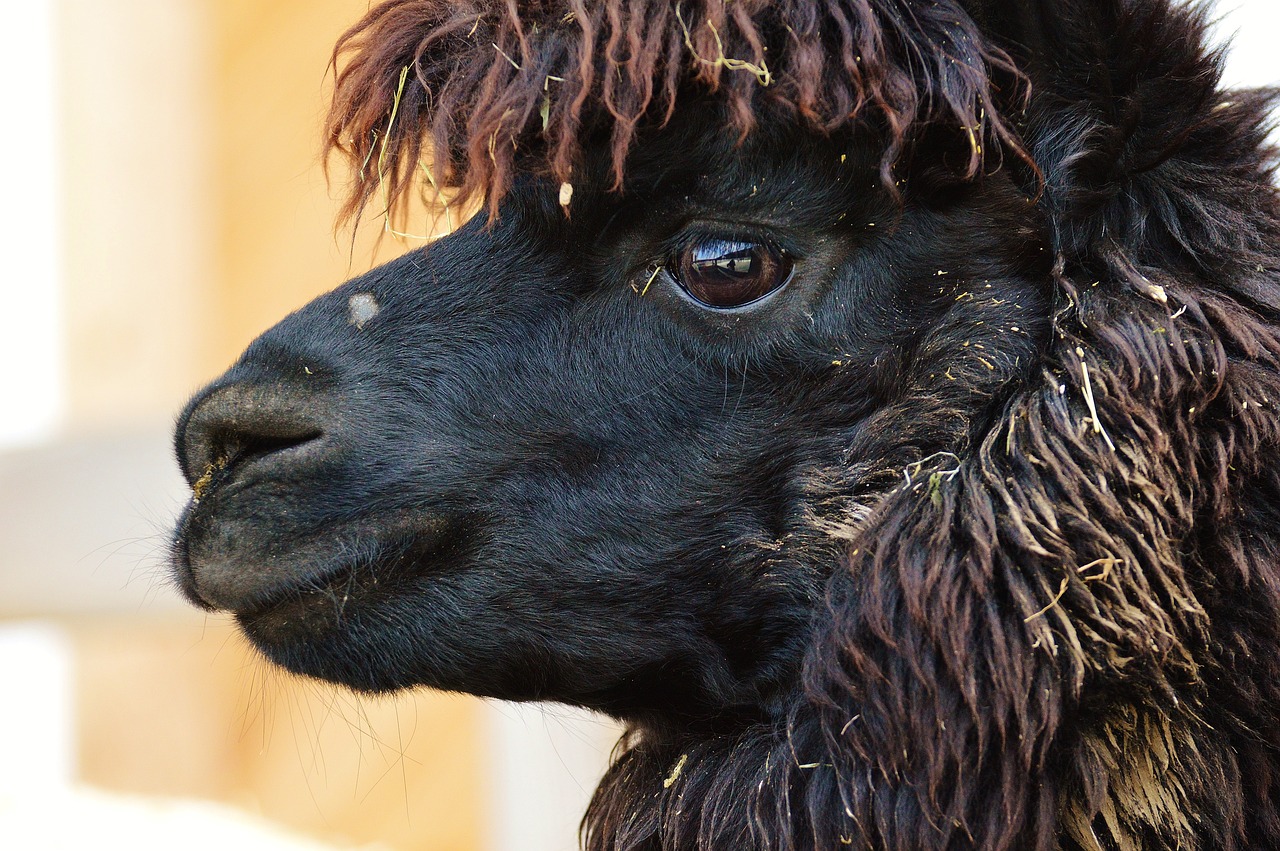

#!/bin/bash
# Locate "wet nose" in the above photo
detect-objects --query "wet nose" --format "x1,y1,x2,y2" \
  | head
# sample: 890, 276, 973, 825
177, 381, 328, 489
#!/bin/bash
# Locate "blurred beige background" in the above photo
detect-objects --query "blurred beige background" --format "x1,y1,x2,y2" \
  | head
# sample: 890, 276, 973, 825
0, 0, 1275, 849
0, 1, 615, 849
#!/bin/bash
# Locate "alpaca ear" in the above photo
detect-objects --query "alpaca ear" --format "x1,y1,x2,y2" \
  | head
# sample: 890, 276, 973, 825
960, 0, 1254, 272
958, 0, 1122, 87
961, 0, 1217, 110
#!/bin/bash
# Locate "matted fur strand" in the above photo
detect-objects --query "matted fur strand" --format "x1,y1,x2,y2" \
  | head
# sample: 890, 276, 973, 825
324, 0, 1028, 223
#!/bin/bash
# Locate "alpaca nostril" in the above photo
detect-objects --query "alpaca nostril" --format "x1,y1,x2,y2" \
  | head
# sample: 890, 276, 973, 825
178, 382, 328, 491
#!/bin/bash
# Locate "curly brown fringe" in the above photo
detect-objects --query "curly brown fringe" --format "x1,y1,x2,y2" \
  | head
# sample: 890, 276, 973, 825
324, 0, 1029, 225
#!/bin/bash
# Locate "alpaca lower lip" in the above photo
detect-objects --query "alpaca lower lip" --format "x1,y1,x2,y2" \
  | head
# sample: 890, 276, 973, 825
218, 558, 392, 632
218, 520, 464, 630
175, 503, 462, 618
231, 553, 419, 649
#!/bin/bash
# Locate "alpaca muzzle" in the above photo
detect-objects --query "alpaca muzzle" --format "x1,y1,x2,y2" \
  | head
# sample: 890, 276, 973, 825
173, 380, 335, 612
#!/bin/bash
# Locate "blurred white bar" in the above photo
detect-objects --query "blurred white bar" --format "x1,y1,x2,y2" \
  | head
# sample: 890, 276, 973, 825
487, 702, 622, 851
0, 430, 191, 618
0, 787, 343, 851
1215, 3, 1280, 91
0, 622, 73, 794
0, 0, 63, 448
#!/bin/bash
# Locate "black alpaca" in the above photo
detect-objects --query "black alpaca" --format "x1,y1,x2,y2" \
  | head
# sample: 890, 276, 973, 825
171, 1, 1280, 847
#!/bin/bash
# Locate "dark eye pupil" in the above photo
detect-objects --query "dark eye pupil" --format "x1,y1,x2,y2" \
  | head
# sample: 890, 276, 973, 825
675, 239, 792, 309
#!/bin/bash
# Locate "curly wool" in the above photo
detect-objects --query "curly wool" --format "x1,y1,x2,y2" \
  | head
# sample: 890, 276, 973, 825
324, 0, 1028, 223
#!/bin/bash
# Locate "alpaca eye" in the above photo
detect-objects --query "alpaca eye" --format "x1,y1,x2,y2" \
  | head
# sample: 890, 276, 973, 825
672, 239, 793, 309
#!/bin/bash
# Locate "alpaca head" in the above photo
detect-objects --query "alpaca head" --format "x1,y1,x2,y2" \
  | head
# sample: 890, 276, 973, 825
173, 0, 1049, 716
173, 102, 1049, 717
172, 0, 1280, 847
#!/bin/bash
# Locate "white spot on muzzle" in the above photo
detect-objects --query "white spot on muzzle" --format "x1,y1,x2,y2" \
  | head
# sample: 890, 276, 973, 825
348, 292, 380, 330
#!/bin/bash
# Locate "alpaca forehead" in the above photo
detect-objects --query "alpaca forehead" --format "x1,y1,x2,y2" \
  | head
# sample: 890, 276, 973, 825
586, 119, 871, 215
